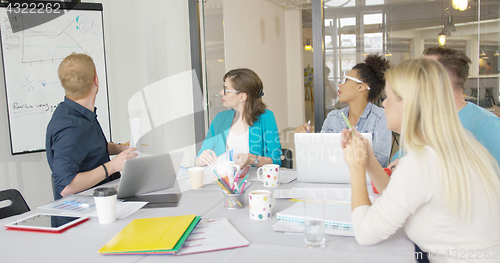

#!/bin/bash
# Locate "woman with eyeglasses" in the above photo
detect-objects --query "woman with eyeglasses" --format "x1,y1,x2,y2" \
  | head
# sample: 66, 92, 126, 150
295, 54, 392, 167
194, 68, 282, 168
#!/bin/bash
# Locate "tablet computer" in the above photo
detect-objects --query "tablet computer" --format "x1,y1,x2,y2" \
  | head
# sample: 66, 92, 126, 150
4, 213, 89, 233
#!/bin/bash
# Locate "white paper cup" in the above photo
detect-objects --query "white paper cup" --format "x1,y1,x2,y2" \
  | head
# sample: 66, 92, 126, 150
188, 167, 204, 189
93, 187, 117, 224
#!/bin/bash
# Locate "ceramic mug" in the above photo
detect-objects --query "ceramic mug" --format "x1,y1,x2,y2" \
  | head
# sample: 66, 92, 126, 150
249, 190, 275, 220
217, 161, 241, 186
257, 164, 280, 187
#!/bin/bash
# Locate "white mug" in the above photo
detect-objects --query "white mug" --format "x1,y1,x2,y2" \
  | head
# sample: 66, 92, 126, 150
217, 161, 241, 186
249, 190, 275, 220
257, 164, 280, 187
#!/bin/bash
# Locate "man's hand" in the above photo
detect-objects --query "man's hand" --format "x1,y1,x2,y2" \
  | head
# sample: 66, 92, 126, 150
108, 147, 137, 173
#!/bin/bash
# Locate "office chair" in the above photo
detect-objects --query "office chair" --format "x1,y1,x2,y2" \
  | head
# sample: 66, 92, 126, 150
0, 189, 30, 220
281, 148, 293, 169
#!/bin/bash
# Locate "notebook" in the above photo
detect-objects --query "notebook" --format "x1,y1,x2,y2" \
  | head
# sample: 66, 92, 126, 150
276, 201, 352, 228
294, 133, 372, 184
272, 219, 354, 237
98, 214, 200, 255
117, 152, 183, 198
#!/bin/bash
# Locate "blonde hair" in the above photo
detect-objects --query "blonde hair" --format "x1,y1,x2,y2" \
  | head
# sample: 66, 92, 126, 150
386, 58, 500, 218
58, 53, 96, 99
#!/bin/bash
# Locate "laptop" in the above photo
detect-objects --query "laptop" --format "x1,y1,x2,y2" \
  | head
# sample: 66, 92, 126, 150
116, 151, 184, 199
294, 133, 372, 184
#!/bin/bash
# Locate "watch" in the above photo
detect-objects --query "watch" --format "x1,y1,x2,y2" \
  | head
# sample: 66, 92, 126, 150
253, 156, 259, 166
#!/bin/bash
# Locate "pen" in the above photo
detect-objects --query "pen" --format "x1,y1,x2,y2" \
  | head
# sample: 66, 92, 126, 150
213, 170, 222, 181
118, 143, 149, 146
219, 179, 234, 194
340, 112, 355, 136
240, 181, 247, 193
217, 179, 235, 195
306, 120, 311, 133
63, 201, 90, 208
237, 173, 250, 190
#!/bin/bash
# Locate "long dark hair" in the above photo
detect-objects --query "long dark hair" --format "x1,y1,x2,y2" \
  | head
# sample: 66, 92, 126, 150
223, 68, 267, 126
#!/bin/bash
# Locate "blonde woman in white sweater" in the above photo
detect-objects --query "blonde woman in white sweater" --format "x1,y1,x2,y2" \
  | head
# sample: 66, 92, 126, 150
341, 58, 500, 262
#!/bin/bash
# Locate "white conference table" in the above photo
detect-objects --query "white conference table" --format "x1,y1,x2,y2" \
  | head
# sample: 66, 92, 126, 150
0, 170, 416, 263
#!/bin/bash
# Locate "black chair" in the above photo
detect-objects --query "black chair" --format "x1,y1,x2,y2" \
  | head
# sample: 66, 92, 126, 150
281, 148, 293, 169
0, 189, 30, 220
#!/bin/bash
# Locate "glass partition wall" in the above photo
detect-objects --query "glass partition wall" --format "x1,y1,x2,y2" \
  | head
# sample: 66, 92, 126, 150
309, 0, 500, 119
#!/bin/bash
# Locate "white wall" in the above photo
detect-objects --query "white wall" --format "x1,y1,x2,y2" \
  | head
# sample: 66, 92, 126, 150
285, 10, 305, 128
223, 0, 289, 130
0, 0, 194, 208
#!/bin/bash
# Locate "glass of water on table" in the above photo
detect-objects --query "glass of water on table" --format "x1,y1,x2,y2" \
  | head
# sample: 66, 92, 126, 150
303, 199, 326, 248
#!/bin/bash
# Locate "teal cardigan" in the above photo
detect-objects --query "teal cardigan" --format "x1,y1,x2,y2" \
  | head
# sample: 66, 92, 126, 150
196, 109, 282, 166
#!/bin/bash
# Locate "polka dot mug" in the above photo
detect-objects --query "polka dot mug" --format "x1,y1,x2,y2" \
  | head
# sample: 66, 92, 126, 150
256, 164, 280, 187
249, 190, 275, 220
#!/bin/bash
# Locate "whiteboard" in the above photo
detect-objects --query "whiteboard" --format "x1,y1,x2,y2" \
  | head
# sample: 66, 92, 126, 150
0, 3, 110, 154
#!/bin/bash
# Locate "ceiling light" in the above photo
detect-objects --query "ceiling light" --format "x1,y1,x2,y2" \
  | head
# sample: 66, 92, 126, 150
494, 51, 499, 56
480, 50, 486, 57
444, 15, 456, 33
304, 39, 312, 51
438, 31, 446, 46
385, 50, 392, 57
452, 0, 468, 11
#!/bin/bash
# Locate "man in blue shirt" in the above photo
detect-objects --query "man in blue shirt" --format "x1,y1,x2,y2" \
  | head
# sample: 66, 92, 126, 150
390, 47, 500, 169
46, 53, 137, 200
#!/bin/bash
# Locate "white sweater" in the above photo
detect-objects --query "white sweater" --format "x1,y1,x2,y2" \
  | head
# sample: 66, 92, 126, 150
352, 146, 500, 263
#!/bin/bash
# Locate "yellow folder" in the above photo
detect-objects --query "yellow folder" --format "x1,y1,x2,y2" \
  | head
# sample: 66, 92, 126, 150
98, 214, 196, 253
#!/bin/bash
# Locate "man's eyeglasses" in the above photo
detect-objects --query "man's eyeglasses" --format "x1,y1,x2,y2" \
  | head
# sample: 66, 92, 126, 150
223, 86, 240, 95
340, 75, 364, 85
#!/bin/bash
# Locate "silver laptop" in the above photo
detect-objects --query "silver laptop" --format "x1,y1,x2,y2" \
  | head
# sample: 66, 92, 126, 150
294, 133, 372, 184
116, 152, 184, 198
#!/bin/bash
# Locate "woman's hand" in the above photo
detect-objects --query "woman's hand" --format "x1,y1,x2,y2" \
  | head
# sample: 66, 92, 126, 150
341, 129, 368, 170
294, 122, 311, 133
388, 159, 400, 171
234, 153, 253, 168
195, 149, 218, 166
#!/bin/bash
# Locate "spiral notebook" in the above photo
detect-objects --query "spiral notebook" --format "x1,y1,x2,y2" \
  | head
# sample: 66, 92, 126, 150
276, 201, 352, 228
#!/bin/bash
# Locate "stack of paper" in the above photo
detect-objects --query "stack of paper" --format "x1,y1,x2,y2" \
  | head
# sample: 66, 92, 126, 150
176, 218, 249, 255
98, 214, 201, 255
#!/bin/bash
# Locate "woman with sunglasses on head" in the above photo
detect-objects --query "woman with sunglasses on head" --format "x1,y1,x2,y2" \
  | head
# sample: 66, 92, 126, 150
195, 68, 282, 168
341, 58, 500, 261
295, 54, 392, 167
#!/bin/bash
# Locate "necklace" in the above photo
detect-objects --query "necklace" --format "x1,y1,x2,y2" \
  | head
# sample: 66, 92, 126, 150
457, 101, 467, 112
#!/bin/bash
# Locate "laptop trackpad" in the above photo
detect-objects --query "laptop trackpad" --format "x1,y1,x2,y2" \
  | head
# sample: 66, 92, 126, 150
122, 194, 181, 208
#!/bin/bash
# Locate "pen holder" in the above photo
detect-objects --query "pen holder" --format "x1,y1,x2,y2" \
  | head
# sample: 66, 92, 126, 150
222, 190, 245, 210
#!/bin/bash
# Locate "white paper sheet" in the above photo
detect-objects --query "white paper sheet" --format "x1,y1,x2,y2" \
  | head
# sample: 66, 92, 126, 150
87, 201, 147, 219
274, 188, 352, 201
